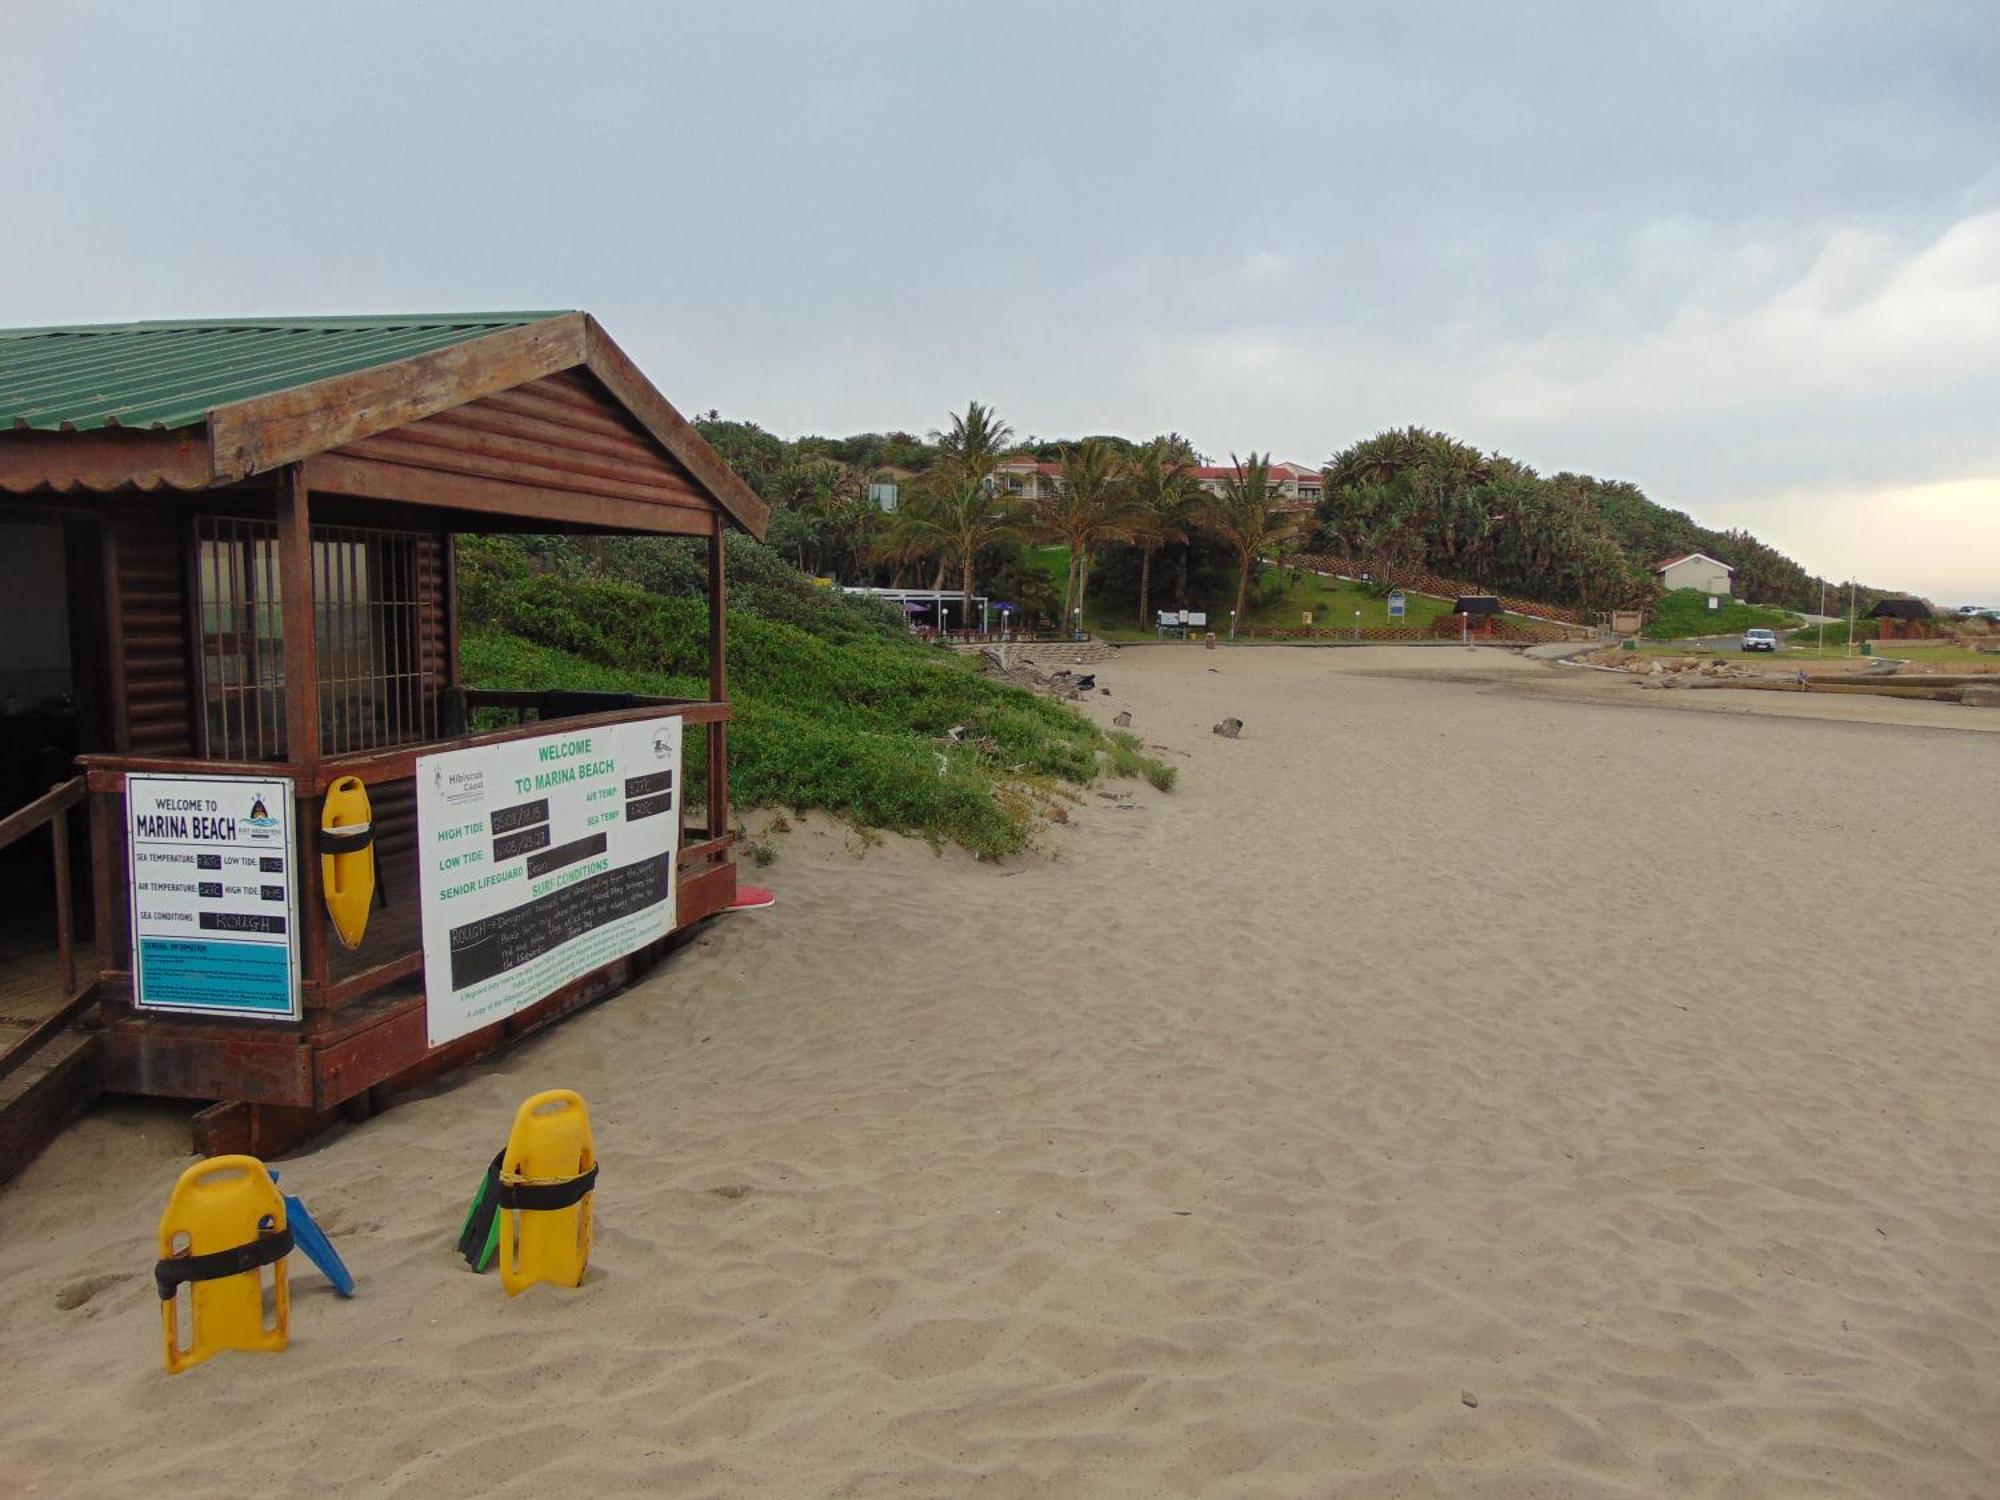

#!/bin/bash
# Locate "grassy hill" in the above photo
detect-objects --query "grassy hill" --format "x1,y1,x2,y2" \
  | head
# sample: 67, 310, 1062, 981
1023, 546, 1456, 639
457, 536, 1171, 859
1642, 590, 1803, 640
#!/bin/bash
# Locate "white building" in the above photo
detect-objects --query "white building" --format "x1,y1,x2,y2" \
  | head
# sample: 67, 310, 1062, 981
1653, 552, 1735, 597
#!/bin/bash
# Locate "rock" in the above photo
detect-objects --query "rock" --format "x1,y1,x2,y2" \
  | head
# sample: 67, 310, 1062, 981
1213, 717, 1243, 738
1112, 711, 1132, 727
1461, 1390, 1479, 1409
1100, 687, 1112, 696
1963, 681, 2000, 707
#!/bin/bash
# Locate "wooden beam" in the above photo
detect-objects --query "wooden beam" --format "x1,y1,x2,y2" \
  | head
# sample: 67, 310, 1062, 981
0, 427, 212, 493
100, 510, 132, 753
0, 776, 83, 849
581, 317, 771, 539
276, 467, 319, 764
276, 467, 326, 1004
0, 1032, 101, 1189
301, 453, 717, 536
207, 315, 587, 481
340, 431, 705, 508
708, 513, 730, 840
360, 411, 712, 500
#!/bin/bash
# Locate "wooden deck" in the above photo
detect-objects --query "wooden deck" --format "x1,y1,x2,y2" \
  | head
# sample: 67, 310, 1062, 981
0, 936, 97, 1032
0, 933, 103, 1188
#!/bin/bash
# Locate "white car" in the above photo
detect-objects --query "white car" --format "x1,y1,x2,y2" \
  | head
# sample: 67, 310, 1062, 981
1742, 628, 1779, 652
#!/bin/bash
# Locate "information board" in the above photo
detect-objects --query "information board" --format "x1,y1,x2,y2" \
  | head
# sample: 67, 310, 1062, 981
416, 718, 682, 1046
1387, 590, 1407, 619
128, 773, 299, 1019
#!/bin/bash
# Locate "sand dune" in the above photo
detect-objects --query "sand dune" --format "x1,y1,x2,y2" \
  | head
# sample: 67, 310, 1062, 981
2, 646, 1996, 1497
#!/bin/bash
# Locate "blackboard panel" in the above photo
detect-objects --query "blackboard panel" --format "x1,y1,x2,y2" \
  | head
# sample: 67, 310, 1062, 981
447, 852, 672, 990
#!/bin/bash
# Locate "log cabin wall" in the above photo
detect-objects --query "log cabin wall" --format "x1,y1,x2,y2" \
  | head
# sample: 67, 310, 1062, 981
325, 369, 714, 523
107, 492, 454, 767
110, 505, 196, 758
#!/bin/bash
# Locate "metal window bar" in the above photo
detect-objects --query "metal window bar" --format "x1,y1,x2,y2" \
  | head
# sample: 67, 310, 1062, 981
196, 517, 436, 759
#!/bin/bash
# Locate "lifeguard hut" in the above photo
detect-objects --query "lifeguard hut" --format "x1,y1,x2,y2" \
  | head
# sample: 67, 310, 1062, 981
0, 313, 765, 1167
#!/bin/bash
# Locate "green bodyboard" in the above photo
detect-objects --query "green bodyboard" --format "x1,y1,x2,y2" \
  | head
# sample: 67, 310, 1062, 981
456, 1149, 505, 1271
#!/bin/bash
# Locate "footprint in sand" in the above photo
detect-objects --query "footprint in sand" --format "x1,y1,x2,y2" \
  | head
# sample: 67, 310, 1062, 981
55, 1273, 127, 1311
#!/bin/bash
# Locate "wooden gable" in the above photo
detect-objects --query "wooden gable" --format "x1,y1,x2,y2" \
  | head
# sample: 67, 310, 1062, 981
309, 369, 720, 536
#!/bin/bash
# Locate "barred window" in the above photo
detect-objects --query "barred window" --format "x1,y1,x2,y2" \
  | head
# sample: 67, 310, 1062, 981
195, 517, 439, 759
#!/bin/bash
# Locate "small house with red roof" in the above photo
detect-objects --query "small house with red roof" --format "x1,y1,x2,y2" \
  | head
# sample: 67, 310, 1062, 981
991, 456, 1321, 511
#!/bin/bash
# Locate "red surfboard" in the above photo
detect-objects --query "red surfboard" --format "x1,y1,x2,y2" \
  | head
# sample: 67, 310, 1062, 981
728, 885, 776, 911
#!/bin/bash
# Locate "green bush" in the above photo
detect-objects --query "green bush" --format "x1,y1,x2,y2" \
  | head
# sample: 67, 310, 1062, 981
1643, 589, 1803, 639
456, 542, 1172, 858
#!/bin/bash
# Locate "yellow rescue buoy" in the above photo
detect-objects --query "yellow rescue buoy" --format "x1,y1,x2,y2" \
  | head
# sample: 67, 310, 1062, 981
157, 1155, 290, 1373
497, 1090, 597, 1295
320, 776, 375, 950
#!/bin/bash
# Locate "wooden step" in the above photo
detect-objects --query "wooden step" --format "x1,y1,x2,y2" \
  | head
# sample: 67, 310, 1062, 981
0, 1027, 102, 1189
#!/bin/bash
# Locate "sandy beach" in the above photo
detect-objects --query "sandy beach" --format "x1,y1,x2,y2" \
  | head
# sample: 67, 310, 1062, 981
3, 645, 1997, 1498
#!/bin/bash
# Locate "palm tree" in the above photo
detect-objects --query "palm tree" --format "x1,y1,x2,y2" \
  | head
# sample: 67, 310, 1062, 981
1034, 438, 1132, 630
1200, 453, 1300, 631
1126, 437, 1200, 629
931, 401, 1015, 486
881, 473, 1022, 629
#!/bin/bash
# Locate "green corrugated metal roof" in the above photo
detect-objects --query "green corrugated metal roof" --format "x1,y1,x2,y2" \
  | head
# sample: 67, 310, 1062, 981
0, 313, 571, 432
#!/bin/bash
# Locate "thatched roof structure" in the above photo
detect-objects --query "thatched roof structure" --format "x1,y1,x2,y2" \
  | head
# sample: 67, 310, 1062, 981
1867, 597, 1933, 621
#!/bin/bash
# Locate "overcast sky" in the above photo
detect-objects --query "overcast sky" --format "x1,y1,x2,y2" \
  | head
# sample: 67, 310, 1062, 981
6, 2, 1997, 600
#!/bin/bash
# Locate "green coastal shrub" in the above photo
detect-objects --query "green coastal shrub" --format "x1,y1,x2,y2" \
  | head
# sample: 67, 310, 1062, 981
456, 540, 1172, 858
1643, 589, 1803, 640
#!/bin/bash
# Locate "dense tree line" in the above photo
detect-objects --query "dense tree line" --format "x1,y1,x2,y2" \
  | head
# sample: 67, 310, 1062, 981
1316, 427, 1860, 613
683, 411, 1870, 626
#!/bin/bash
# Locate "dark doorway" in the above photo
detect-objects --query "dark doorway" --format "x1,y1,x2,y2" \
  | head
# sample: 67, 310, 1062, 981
0, 519, 105, 973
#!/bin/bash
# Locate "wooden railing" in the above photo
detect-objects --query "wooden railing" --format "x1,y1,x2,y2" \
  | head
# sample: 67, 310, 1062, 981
77, 698, 733, 1017
0, 776, 93, 1085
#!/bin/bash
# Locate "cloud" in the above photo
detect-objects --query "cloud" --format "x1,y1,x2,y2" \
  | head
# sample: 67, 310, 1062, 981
1474, 212, 2000, 429
1741, 476, 2000, 604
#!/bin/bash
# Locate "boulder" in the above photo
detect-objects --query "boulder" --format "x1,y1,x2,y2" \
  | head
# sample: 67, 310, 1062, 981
1112, 711, 1132, 727
1212, 717, 1243, 738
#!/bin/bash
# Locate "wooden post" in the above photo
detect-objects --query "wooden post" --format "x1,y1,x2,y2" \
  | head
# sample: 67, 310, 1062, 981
88, 791, 119, 980
707, 514, 729, 840
276, 466, 328, 1003
442, 530, 460, 688
52, 811, 75, 998
101, 511, 130, 753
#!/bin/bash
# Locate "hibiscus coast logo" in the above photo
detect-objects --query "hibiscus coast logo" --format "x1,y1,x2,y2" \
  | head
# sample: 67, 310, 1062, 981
433, 763, 486, 807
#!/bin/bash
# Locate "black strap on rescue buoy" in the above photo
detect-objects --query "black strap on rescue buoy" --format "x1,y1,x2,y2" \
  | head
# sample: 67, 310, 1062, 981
496, 1164, 599, 1212
319, 819, 389, 908
154, 1226, 295, 1300
317, 822, 373, 856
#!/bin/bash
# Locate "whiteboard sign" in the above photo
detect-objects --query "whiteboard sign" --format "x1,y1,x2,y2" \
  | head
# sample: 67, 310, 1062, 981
416, 719, 682, 1046
128, 773, 299, 1019
1387, 591, 1407, 619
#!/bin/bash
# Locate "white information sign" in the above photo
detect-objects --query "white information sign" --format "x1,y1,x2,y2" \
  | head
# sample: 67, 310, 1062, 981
416, 718, 682, 1046
128, 773, 300, 1019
